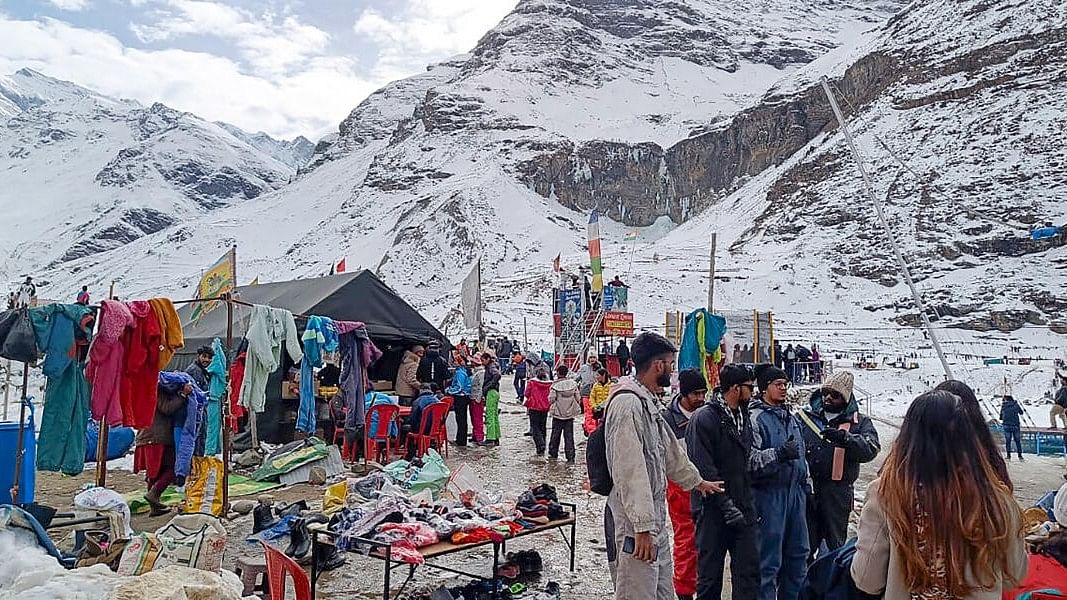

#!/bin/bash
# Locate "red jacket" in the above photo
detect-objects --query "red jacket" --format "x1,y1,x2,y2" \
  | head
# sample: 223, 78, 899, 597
523, 379, 552, 412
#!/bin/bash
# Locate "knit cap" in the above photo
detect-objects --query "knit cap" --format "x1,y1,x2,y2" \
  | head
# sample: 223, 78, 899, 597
678, 369, 707, 397
821, 370, 854, 400
755, 363, 788, 392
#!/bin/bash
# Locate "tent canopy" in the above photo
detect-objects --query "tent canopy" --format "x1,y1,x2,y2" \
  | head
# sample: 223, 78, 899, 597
175, 270, 448, 355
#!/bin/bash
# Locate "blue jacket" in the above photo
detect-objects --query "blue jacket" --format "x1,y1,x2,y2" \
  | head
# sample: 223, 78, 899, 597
446, 366, 472, 396
748, 399, 810, 493
364, 391, 398, 437
408, 392, 440, 434
678, 308, 727, 374
159, 371, 207, 479
1000, 398, 1023, 428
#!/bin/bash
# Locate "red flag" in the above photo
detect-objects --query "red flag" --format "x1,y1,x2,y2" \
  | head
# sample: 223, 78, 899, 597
335, 257, 347, 274
553, 254, 560, 272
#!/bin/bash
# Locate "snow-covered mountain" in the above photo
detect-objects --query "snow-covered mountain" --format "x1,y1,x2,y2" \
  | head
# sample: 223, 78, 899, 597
0, 68, 307, 285
6, 0, 1065, 356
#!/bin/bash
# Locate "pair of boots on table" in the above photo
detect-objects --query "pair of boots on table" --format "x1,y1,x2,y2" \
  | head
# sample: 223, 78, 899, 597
252, 496, 345, 572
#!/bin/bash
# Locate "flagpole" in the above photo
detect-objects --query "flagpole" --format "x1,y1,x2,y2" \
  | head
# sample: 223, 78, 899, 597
476, 256, 484, 346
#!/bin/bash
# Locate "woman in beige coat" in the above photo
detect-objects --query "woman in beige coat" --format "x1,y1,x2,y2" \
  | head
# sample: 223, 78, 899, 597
851, 390, 1027, 600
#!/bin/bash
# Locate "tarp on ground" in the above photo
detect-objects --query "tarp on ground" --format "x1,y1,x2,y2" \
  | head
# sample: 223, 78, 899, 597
251, 437, 328, 482
174, 270, 448, 363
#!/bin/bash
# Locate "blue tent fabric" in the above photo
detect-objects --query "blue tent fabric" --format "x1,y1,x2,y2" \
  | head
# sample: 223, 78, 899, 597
678, 308, 727, 373
0, 504, 68, 566
84, 420, 135, 462
1032, 226, 1060, 241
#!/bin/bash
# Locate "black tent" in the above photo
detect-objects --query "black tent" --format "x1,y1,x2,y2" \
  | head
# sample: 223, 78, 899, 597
175, 270, 447, 356
171, 271, 448, 444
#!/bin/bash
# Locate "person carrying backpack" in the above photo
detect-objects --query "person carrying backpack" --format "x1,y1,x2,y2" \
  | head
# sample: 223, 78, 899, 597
602, 332, 723, 600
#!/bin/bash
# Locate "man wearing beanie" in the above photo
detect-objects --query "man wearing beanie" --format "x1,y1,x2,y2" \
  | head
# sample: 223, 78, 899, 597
800, 370, 879, 558
662, 369, 709, 600
749, 363, 810, 600
687, 363, 760, 600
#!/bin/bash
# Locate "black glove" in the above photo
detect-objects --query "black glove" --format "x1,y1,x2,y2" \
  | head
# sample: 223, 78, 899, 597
718, 498, 747, 527
821, 427, 850, 446
777, 438, 800, 462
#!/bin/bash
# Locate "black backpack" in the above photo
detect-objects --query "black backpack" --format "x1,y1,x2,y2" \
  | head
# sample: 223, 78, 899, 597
586, 390, 625, 496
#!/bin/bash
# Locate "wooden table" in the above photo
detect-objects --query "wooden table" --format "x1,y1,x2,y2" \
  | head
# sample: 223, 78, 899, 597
310, 503, 577, 600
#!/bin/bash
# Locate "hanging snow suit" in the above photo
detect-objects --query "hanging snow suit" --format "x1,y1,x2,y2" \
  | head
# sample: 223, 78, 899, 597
30, 303, 94, 475
122, 300, 162, 429
298, 316, 334, 434
87, 299, 134, 426
204, 338, 228, 455
238, 305, 303, 414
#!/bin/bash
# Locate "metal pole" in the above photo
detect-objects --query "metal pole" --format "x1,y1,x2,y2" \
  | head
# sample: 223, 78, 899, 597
708, 232, 717, 313
2, 359, 11, 420
820, 76, 953, 380
477, 257, 485, 347
11, 364, 29, 503
108, 280, 116, 300
523, 316, 529, 352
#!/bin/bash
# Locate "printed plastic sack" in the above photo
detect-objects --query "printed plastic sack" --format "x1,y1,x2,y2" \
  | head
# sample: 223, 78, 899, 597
155, 514, 227, 572
117, 532, 166, 575
408, 449, 450, 498
446, 463, 488, 505
184, 456, 225, 516
323, 480, 348, 515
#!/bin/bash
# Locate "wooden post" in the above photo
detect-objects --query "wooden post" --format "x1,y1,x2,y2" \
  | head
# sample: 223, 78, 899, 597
11, 365, 29, 503
2, 359, 11, 421
94, 416, 109, 488
221, 296, 234, 515
708, 233, 717, 313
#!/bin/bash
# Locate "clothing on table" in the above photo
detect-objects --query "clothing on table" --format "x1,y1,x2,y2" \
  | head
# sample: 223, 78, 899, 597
87, 299, 135, 426
529, 410, 548, 455
238, 304, 304, 413
298, 315, 333, 434
549, 417, 575, 461
204, 338, 227, 455
851, 478, 1028, 600
30, 303, 95, 475
605, 377, 703, 600
147, 298, 183, 369
749, 399, 811, 600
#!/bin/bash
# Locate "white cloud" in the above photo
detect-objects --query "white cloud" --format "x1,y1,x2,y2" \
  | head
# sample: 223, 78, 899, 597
46, 0, 91, 11
130, 1, 330, 77
354, 0, 516, 81
0, 16, 374, 139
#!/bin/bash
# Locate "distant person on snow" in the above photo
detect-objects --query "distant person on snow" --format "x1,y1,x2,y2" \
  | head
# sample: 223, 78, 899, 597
16, 276, 35, 308
1000, 394, 1025, 460
609, 275, 628, 287
76, 286, 90, 305
1052, 384, 1067, 430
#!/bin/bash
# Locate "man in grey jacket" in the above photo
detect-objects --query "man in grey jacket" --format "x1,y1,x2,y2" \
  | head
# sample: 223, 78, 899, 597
605, 332, 724, 600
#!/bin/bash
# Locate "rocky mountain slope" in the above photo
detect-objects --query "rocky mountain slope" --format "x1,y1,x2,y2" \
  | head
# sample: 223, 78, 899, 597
7, 0, 1064, 353
0, 69, 309, 286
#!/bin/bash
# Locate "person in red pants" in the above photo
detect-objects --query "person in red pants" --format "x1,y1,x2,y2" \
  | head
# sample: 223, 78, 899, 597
662, 369, 709, 600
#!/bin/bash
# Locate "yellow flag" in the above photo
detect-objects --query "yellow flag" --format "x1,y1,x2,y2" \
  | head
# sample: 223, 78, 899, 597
190, 247, 235, 324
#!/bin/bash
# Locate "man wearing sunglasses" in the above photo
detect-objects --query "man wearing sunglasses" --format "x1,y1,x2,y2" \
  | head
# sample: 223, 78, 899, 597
750, 364, 810, 600
687, 363, 761, 600
799, 370, 880, 559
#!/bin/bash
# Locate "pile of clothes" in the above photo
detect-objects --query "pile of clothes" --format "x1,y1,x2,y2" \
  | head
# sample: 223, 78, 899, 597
325, 474, 570, 565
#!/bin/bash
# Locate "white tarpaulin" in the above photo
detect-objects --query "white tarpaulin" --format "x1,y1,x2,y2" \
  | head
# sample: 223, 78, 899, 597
461, 260, 480, 330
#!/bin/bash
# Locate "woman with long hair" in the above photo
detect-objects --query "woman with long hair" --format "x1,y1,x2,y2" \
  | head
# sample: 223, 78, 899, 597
852, 390, 1027, 599
934, 380, 1013, 491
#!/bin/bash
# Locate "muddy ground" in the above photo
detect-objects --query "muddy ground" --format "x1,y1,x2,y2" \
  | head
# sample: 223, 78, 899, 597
34, 376, 1067, 599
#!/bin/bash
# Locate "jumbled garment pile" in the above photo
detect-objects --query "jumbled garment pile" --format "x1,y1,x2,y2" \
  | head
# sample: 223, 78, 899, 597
327, 472, 569, 565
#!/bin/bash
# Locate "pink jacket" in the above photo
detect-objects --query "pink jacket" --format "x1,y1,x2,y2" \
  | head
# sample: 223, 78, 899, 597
86, 299, 134, 426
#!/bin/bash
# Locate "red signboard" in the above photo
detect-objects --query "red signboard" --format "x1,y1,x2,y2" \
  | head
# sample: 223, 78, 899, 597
601, 312, 634, 336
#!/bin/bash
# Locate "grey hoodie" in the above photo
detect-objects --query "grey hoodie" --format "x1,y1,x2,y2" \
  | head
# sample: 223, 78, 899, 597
549, 378, 581, 420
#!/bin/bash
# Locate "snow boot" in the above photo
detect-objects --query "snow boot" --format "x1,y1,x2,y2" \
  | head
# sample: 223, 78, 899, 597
252, 499, 276, 534
285, 518, 311, 559
313, 539, 346, 572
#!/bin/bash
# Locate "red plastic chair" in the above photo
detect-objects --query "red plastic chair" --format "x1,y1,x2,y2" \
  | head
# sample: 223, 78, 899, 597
260, 540, 311, 600
365, 403, 400, 463
410, 402, 450, 457
435, 396, 454, 458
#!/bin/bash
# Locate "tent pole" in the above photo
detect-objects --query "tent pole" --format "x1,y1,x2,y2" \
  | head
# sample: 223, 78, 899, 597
222, 296, 234, 516
94, 416, 109, 488
820, 77, 953, 381
3, 359, 11, 420
11, 364, 29, 503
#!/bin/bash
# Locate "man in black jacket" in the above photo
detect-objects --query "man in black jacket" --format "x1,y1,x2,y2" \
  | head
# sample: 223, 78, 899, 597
416, 341, 451, 390
686, 364, 760, 600
800, 370, 880, 559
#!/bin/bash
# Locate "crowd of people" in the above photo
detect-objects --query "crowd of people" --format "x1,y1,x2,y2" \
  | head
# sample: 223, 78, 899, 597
592, 331, 1062, 600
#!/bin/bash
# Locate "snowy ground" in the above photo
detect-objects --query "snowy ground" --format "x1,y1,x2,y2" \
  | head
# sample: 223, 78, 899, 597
24, 373, 1067, 599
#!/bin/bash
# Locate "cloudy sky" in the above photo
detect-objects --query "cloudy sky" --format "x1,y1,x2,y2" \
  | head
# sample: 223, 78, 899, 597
0, 0, 518, 139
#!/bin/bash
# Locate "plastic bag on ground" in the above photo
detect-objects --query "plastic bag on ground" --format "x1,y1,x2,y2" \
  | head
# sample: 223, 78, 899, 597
74, 487, 134, 537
